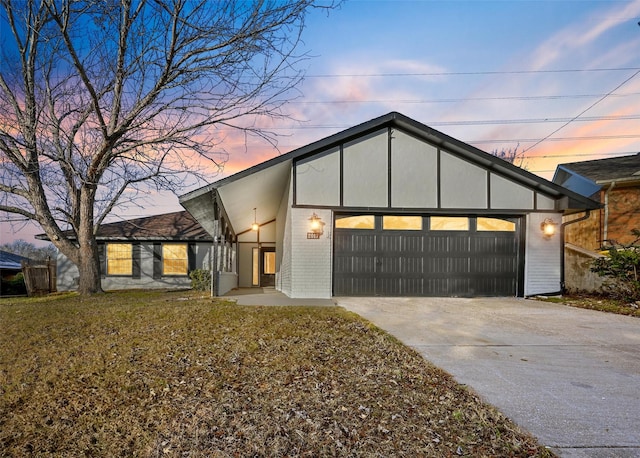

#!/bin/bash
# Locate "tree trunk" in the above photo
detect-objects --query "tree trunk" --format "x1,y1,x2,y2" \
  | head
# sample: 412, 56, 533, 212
77, 237, 103, 295
76, 186, 103, 295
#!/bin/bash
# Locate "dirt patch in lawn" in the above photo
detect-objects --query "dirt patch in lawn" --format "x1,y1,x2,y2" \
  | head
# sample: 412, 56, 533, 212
1, 290, 552, 457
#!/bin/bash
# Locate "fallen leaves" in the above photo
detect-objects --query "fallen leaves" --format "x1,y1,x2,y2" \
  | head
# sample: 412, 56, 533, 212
0, 290, 553, 457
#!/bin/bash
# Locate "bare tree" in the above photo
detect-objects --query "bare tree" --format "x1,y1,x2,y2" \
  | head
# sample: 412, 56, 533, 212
0, 0, 336, 294
0, 239, 56, 261
492, 144, 526, 169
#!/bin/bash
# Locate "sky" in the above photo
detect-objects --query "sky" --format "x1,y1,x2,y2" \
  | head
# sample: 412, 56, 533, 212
2, 0, 640, 246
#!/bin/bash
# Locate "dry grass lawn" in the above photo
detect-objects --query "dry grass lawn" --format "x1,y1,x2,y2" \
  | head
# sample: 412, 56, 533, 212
545, 294, 640, 317
1, 290, 553, 457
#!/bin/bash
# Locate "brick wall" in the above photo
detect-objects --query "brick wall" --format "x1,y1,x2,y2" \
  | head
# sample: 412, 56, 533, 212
564, 185, 640, 250
605, 186, 640, 246
564, 211, 601, 251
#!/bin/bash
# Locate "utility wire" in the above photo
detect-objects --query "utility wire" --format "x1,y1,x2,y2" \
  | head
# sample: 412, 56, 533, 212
305, 67, 640, 78
289, 92, 640, 105
523, 69, 640, 153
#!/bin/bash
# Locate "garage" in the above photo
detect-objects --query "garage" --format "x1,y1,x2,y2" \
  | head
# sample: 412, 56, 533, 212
334, 214, 523, 297
181, 112, 600, 299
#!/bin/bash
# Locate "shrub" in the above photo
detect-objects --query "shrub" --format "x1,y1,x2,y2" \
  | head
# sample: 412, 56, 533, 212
0, 273, 27, 296
591, 230, 640, 302
189, 269, 211, 291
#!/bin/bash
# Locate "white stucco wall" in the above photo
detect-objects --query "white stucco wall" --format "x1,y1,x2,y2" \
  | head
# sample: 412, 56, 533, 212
342, 130, 388, 207
390, 130, 438, 208
524, 213, 564, 296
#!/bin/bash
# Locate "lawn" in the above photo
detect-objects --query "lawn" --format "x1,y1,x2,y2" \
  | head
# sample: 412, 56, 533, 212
1, 290, 552, 457
538, 294, 640, 318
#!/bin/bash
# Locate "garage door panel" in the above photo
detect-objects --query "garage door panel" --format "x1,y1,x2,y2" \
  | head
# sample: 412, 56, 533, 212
380, 256, 399, 273
334, 216, 520, 296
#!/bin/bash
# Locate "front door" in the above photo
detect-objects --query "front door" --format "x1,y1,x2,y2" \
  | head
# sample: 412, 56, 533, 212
260, 247, 276, 287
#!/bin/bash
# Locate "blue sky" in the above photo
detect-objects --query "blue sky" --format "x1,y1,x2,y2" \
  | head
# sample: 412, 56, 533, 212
222, 0, 640, 176
3, 0, 640, 246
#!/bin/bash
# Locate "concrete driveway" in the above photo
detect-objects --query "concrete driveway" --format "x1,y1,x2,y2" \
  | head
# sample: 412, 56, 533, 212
336, 297, 640, 457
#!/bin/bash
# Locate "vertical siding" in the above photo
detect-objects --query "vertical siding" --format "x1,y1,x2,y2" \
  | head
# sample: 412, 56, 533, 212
524, 213, 563, 296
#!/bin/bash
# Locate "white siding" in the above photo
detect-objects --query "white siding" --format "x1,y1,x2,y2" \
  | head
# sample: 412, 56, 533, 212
440, 152, 488, 208
276, 175, 293, 296
391, 130, 438, 208
343, 129, 388, 207
524, 213, 563, 296
289, 207, 332, 298
56, 251, 80, 291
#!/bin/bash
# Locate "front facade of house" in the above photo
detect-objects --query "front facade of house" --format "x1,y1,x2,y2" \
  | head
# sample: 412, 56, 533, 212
54, 211, 213, 291
181, 112, 598, 298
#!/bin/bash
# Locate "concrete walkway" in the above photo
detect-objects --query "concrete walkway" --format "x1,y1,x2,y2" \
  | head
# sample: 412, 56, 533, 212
336, 297, 640, 457
223, 288, 336, 306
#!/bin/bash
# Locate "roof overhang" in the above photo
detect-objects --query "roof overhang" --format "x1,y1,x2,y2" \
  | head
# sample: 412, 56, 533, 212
180, 159, 292, 235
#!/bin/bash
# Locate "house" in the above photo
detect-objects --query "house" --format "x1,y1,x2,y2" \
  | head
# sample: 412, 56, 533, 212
0, 250, 29, 296
553, 153, 640, 250
180, 112, 599, 298
51, 211, 213, 291
552, 153, 640, 292
0, 250, 28, 280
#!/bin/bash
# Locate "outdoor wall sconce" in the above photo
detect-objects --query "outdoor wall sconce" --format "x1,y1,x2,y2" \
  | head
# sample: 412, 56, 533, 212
307, 213, 325, 239
540, 218, 557, 238
251, 208, 259, 231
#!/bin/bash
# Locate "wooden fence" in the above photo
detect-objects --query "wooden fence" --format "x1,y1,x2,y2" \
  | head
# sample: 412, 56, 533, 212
22, 260, 57, 296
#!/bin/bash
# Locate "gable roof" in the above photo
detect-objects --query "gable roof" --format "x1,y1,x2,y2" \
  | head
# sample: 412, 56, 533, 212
553, 153, 640, 199
36, 211, 213, 242
94, 211, 212, 241
181, 112, 601, 234
556, 153, 640, 183
0, 250, 30, 270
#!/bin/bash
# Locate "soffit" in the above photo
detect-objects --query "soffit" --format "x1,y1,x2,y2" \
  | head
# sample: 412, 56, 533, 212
215, 160, 291, 234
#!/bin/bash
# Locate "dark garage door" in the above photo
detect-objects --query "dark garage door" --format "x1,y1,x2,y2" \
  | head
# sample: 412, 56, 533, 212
333, 215, 522, 297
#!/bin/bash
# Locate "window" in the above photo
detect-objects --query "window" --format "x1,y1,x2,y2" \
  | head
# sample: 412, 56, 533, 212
335, 215, 375, 229
107, 243, 132, 275
252, 248, 259, 286
263, 251, 276, 274
383, 215, 422, 230
477, 217, 516, 232
430, 216, 469, 231
163, 244, 188, 275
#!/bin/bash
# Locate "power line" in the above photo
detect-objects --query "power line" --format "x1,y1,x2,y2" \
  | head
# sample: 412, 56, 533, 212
470, 134, 640, 145
305, 67, 640, 78
522, 69, 640, 153
288, 92, 640, 105
259, 113, 640, 130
